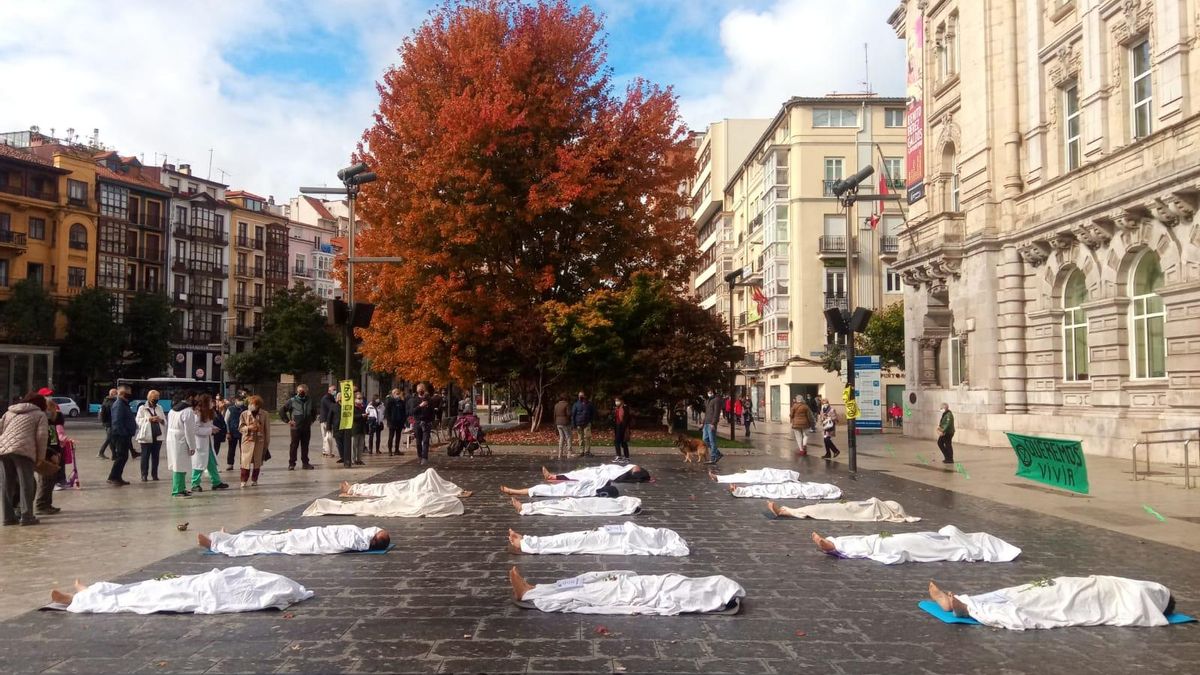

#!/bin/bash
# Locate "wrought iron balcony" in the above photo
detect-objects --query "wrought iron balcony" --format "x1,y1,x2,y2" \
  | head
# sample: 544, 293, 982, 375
818, 235, 847, 255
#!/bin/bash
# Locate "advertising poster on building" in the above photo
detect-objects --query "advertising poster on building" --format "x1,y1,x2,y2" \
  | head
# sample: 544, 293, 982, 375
854, 355, 882, 430
905, 14, 926, 204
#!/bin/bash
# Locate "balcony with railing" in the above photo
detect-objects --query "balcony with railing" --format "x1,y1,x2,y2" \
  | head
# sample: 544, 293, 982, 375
135, 245, 163, 263
741, 352, 761, 370
235, 263, 249, 277
886, 177, 905, 191
823, 179, 839, 197
182, 328, 221, 345
172, 291, 192, 307
173, 223, 228, 245
0, 230, 28, 250
187, 260, 229, 277
234, 293, 250, 308
132, 213, 166, 230
253, 266, 264, 279
824, 293, 848, 313
880, 235, 899, 259
293, 265, 312, 279
233, 323, 255, 338
818, 235, 847, 257
252, 294, 264, 307
253, 237, 264, 251
237, 234, 249, 248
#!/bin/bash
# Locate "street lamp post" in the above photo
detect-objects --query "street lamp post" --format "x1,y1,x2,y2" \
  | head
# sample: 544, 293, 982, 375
723, 269, 757, 441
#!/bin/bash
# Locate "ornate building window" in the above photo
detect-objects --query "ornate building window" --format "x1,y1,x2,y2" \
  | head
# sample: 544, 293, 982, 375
1063, 83, 1081, 171
1062, 270, 1089, 381
1130, 39, 1152, 139
949, 334, 966, 386
942, 145, 960, 212
1129, 252, 1166, 379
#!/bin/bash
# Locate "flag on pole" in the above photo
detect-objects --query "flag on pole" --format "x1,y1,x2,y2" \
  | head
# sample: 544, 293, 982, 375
751, 286, 769, 314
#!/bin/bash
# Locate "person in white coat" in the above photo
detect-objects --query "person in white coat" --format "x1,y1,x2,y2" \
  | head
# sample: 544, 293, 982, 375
166, 393, 199, 498
190, 394, 229, 492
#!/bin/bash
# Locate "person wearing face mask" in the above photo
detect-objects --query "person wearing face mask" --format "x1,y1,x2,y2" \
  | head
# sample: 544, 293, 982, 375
239, 395, 270, 487
319, 385, 338, 458
411, 384, 435, 466
937, 403, 955, 464
351, 391, 368, 466
366, 396, 384, 455
165, 392, 199, 498
609, 397, 632, 465
279, 385, 317, 471
135, 390, 165, 481
106, 385, 137, 486
570, 392, 595, 458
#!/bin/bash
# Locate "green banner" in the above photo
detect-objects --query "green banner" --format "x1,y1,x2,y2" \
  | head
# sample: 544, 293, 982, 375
339, 379, 354, 431
1005, 432, 1089, 495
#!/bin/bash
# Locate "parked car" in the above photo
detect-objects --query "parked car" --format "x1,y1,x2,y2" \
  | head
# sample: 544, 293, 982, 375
51, 396, 81, 417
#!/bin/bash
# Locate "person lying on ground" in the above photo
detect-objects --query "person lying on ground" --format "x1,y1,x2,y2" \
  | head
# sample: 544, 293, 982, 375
766, 497, 920, 522
339, 468, 472, 497
500, 478, 619, 498
508, 566, 743, 615
927, 576, 1178, 630
49, 566, 312, 614
541, 464, 651, 483
305, 468, 465, 518
709, 468, 799, 484
810, 524, 1020, 564
510, 495, 641, 516
727, 481, 841, 500
506, 522, 688, 556
198, 525, 391, 556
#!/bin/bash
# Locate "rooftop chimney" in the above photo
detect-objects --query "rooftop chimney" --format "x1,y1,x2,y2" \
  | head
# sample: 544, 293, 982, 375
179, 164, 191, 175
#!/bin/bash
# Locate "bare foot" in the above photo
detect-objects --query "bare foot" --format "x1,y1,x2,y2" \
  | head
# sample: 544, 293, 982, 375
509, 566, 534, 601
51, 589, 74, 605
197, 533, 212, 549
811, 532, 836, 553
766, 501, 782, 517
510, 496, 523, 514
727, 485, 737, 494
500, 486, 519, 496
542, 466, 554, 481
459, 490, 474, 498
74, 579, 87, 592
507, 529, 524, 554
708, 470, 718, 482
928, 581, 968, 616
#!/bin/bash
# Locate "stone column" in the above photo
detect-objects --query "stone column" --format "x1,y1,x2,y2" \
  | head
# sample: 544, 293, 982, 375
1153, 0, 1191, 124
1083, 296, 1130, 409
918, 337, 941, 387
1159, 281, 1200, 415
997, 245, 1029, 413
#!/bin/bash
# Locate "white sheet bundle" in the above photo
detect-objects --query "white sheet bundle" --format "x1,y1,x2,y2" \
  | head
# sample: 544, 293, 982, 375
528, 478, 610, 498
959, 575, 1173, 630
63, 566, 312, 614
519, 496, 641, 517
777, 497, 920, 522
731, 482, 842, 500
560, 464, 635, 482
713, 468, 799, 484
343, 469, 465, 498
520, 522, 688, 556
523, 570, 743, 615
304, 468, 465, 518
207, 525, 381, 556
827, 525, 1020, 564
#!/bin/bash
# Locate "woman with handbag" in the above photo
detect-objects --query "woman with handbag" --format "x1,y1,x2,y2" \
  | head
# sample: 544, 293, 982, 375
819, 398, 841, 460
238, 395, 270, 488
135, 390, 165, 482
0, 392, 49, 525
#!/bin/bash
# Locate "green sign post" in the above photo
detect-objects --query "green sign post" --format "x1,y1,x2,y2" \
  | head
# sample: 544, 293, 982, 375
1005, 432, 1090, 495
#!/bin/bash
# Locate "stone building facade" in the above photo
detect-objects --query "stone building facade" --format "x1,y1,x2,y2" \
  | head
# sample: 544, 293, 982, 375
888, 0, 1200, 458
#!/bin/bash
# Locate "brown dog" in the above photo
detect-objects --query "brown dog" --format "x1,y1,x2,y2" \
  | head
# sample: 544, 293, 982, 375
674, 434, 707, 463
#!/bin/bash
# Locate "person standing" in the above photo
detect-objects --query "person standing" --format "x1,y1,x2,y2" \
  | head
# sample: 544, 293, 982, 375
352, 391, 368, 465
789, 395, 815, 457
385, 388, 407, 456
890, 402, 903, 429
211, 398, 228, 465
35, 398, 65, 516
191, 394, 229, 492
819, 398, 841, 460
238, 395, 270, 488
411, 384, 435, 466
319, 385, 337, 458
741, 395, 753, 437
937, 403, 955, 464
701, 389, 722, 465
97, 388, 117, 459
165, 392, 199, 498
106, 385, 136, 486
432, 389, 446, 425
610, 397, 632, 464
367, 395, 384, 454
135, 390, 165, 482
552, 394, 572, 459
279, 385, 317, 471
458, 391, 476, 415
223, 395, 245, 470
0, 393, 49, 526
570, 391, 595, 458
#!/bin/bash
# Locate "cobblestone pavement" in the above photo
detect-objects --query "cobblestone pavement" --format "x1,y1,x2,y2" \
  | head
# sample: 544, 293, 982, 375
1, 451, 1197, 674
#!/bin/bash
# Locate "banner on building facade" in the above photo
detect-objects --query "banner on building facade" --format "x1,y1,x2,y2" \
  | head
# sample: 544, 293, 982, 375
853, 355, 882, 429
905, 14, 926, 204
1005, 432, 1090, 495
339, 379, 354, 431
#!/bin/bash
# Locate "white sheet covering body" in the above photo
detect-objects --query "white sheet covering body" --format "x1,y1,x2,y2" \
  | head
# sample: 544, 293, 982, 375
523, 570, 743, 615
731, 482, 842, 499
519, 496, 641, 517
714, 468, 799, 484
65, 566, 312, 614
304, 469, 464, 518
777, 497, 920, 522
827, 525, 1020, 564
344, 469, 465, 498
560, 464, 635, 483
959, 575, 1173, 630
207, 525, 382, 556
520, 522, 688, 556
528, 478, 609, 498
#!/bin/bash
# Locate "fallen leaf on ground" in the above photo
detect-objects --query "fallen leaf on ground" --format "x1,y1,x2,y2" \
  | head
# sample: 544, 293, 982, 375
795, 630, 806, 637
594, 626, 610, 636
282, 612, 294, 619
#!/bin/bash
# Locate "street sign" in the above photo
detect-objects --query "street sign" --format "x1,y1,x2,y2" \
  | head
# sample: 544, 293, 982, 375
854, 355, 882, 430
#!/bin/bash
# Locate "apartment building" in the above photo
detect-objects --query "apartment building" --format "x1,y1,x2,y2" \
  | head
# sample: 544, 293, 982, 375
888, 0, 1200, 456
225, 191, 290, 354
284, 195, 338, 302
721, 95, 907, 422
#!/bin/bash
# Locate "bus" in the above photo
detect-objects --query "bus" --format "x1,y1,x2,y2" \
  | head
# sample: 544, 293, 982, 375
117, 378, 222, 414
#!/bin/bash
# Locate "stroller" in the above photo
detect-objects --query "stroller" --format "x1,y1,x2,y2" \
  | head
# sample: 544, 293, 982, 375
56, 425, 81, 489
448, 413, 491, 457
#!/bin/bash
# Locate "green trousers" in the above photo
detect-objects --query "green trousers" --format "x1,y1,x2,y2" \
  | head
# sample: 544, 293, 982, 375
190, 450, 222, 489
171, 471, 188, 495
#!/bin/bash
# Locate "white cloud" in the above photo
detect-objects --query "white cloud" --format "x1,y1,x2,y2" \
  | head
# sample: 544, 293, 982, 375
677, 0, 906, 127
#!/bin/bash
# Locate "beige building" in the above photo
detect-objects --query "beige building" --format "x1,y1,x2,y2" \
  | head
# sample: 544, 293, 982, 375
888, 0, 1200, 457
718, 96, 908, 422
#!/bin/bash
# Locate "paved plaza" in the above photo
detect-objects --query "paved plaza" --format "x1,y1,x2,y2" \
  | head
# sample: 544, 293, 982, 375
0, 422, 1197, 674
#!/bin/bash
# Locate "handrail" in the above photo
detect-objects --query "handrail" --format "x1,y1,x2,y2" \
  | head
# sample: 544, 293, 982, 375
1133, 427, 1199, 488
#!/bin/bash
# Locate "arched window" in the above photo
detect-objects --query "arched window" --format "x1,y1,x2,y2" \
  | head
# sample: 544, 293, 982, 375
1062, 270, 1088, 381
69, 223, 88, 250
1129, 252, 1166, 378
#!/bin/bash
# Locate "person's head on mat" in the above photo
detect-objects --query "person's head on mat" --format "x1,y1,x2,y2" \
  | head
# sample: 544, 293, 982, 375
626, 467, 651, 481
369, 529, 391, 551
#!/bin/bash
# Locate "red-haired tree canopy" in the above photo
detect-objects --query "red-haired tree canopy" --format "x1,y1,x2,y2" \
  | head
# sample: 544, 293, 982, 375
354, 0, 696, 391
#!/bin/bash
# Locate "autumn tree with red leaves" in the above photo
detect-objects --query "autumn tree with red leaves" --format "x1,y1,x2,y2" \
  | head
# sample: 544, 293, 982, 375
354, 0, 696, 427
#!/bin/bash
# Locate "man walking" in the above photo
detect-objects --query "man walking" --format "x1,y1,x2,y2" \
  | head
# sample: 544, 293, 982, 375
552, 394, 572, 459
385, 388, 407, 456
702, 389, 723, 465
279, 385, 317, 471
937, 403, 955, 464
97, 388, 117, 459
106, 385, 136, 486
570, 391, 595, 457
319, 385, 337, 458
789, 395, 815, 457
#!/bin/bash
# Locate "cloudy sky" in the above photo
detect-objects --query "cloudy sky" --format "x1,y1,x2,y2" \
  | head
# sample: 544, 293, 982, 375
0, 0, 903, 199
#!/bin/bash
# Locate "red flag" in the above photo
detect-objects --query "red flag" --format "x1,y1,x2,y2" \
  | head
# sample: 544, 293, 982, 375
878, 173, 889, 211
868, 212, 880, 229
752, 286, 769, 314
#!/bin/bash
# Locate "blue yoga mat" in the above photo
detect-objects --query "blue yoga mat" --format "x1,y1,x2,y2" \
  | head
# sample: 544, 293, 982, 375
918, 600, 1196, 626
202, 543, 395, 556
